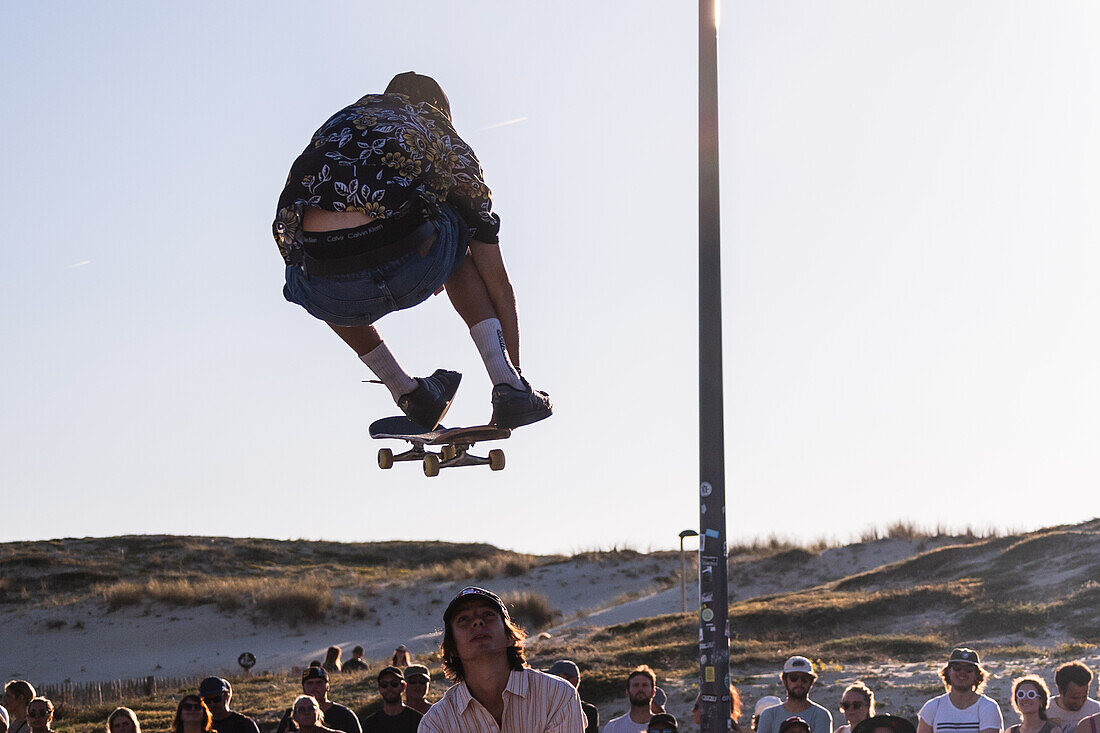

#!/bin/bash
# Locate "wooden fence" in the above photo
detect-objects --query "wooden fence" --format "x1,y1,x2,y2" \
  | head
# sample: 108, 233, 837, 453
40, 676, 193, 707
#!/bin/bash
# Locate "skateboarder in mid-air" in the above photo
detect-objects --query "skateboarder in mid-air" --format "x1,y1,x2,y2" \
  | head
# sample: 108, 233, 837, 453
273, 72, 551, 430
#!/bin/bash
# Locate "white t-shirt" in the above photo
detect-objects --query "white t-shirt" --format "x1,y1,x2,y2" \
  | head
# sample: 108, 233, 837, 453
602, 713, 650, 733
1047, 696, 1100, 733
918, 693, 1004, 733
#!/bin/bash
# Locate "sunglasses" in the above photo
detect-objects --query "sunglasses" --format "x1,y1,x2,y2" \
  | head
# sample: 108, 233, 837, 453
650, 728, 677, 733
378, 680, 404, 689
27, 711, 51, 718
841, 701, 865, 711
181, 703, 204, 711
1016, 689, 1039, 700
787, 674, 814, 683
949, 664, 975, 673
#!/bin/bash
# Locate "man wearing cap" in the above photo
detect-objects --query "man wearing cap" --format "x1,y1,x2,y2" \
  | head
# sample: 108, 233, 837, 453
276, 667, 362, 733
418, 586, 584, 732
547, 660, 598, 733
343, 646, 369, 673
402, 665, 432, 715
604, 665, 659, 733
648, 713, 679, 733
361, 667, 420, 733
1049, 662, 1100, 733
916, 648, 1003, 733
756, 657, 833, 733
199, 677, 260, 733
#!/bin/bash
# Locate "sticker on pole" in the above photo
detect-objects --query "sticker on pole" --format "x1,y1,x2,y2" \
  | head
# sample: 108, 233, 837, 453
705, 666, 716, 682
700, 481, 713, 497
701, 606, 714, 622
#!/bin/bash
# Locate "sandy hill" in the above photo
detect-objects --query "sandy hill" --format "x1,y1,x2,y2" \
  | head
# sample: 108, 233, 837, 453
2, 521, 1098, 731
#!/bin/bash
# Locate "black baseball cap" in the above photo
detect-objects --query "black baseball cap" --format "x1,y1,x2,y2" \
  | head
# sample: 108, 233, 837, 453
649, 713, 678, 732
947, 648, 980, 666
853, 715, 918, 733
443, 587, 510, 624
377, 665, 404, 681
199, 677, 230, 698
302, 667, 329, 682
404, 665, 430, 682
780, 717, 812, 733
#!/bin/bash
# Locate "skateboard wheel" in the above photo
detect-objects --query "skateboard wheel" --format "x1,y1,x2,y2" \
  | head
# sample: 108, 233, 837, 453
378, 448, 394, 470
423, 453, 441, 477
489, 449, 505, 471
441, 445, 457, 461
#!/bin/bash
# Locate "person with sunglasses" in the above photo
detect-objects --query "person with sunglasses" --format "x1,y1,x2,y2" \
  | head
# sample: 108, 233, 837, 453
648, 713, 679, 732
172, 696, 213, 733
290, 696, 339, 733
1010, 676, 1059, 733
756, 657, 833, 733
361, 667, 421, 733
276, 667, 361, 733
23, 700, 54, 733
916, 648, 1003, 733
835, 682, 876, 733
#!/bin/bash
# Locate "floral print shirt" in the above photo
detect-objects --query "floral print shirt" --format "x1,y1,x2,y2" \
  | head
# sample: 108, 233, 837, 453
273, 94, 501, 265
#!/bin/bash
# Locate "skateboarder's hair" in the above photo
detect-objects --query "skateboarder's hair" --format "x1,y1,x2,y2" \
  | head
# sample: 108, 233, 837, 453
439, 605, 527, 681
385, 71, 451, 122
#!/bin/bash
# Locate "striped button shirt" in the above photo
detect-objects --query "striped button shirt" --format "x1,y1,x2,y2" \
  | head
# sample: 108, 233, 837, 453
418, 668, 585, 732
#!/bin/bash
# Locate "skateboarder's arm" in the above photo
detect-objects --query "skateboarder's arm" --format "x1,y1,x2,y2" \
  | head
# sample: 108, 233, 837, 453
469, 239, 521, 368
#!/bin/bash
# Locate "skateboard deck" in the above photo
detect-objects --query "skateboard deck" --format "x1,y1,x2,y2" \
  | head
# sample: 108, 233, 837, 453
369, 416, 511, 476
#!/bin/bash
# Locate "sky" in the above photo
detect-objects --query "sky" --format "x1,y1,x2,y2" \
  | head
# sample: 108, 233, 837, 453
1, 1, 1097, 555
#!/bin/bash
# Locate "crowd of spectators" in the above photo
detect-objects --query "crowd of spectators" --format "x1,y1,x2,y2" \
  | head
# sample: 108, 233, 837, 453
2, 593, 1097, 733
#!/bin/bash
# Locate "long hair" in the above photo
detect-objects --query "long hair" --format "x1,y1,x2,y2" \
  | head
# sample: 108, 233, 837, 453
171, 696, 212, 733
292, 695, 325, 727
1011, 676, 1050, 720
440, 614, 528, 681
843, 682, 877, 718
106, 707, 141, 733
323, 646, 342, 672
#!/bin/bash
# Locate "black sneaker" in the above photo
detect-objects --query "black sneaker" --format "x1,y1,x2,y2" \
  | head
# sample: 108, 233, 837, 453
491, 377, 552, 429
398, 369, 461, 430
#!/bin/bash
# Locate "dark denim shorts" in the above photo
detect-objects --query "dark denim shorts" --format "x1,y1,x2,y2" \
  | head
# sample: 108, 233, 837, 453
283, 204, 468, 327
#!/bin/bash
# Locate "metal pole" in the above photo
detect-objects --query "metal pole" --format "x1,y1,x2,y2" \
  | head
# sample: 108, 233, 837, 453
699, 0, 731, 731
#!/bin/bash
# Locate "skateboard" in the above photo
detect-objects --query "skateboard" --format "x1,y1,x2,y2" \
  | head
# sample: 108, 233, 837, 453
369, 416, 510, 477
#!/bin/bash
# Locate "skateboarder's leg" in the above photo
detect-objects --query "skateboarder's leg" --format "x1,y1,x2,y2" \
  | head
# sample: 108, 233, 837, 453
328, 323, 416, 401
444, 256, 523, 390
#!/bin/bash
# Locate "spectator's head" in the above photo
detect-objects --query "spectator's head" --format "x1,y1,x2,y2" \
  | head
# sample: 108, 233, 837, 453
652, 686, 667, 714
939, 648, 988, 693
2, 681, 36, 718
385, 72, 452, 122
1054, 662, 1093, 711
404, 665, 431, 701
780, 716, 812, 733
171, 696, 211, 733
107, 707, 141, 733
1012, 676, 1051, 721
626, 665, 657, 709
25, 698, 53, 733
440, 587, 527, 681
377, 666, 406, 705
392, 645, 411, 668
547, 660, 581, 689
291, 695, 324, 730
198, 677, 231, 716
648, 712, 679, 732
351, 646, 365, 659
323, 646, 342, 672
841, 681, 876, 726
301, 667, 330, 702
1, 704, 10, 733
853, 715, 917, 733
692, 685, 743, 725
781, 657, 817, 701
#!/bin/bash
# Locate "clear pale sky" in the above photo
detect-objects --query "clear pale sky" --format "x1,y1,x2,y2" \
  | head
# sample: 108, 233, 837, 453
2, 2, 1097, 554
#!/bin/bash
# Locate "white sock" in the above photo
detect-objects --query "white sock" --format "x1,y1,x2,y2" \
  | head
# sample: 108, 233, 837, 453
359, 343, 418, 402
470, 318, 523, 389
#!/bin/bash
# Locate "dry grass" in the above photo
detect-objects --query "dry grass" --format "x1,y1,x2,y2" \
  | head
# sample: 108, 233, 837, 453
502, 590, 560, 630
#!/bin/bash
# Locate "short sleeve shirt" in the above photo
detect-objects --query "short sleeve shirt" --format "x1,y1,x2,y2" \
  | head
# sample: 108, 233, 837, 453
418, 668, 584, 732
757, 702, 833, 733
274, 94, 501, 265
918, 693, 1004, 733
